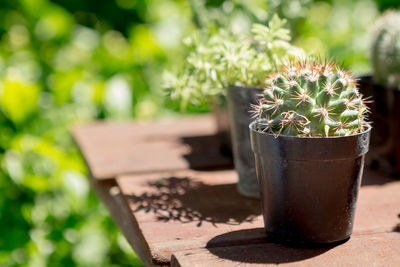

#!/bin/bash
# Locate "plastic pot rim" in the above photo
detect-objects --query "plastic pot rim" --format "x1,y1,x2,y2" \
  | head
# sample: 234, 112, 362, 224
249, 119, 372, 140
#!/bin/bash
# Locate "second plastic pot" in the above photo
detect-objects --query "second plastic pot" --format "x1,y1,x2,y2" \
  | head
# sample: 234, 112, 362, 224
249, 120, 371, 244
227, 86, 263, 198
358, 75, 400, 176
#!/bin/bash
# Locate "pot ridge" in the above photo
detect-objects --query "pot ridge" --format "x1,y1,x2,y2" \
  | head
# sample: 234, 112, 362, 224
249, 120, 371, 161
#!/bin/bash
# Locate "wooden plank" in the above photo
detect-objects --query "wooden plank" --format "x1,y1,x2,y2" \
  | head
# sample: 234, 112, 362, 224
89, 177, 160, 267
355, 170, 400, 234
74, 115, 400, 267
72, 115, 232, 179
116, 169, 400, 265
117, 170, 263, 265
171, 232, 400, 267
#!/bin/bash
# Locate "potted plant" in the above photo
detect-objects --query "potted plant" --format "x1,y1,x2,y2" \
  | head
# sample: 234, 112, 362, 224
250, 59, 371, 244
164, 15, 304, 198
358, 10, 400, 175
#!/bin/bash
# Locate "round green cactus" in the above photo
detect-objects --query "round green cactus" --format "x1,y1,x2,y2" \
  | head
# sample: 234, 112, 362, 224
371, 10, 400, 89
253, 60, 369, 137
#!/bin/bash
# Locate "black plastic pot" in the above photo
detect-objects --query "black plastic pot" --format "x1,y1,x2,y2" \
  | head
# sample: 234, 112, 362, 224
249, 120, 371, 244
358, 75, 400, 176
212, 99, 232, 157
227, 86, 263, 198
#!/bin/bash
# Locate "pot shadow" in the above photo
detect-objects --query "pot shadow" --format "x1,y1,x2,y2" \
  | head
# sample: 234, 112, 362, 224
393, 213, 400, 233
361, 168, 398, 186
206, 229, 344, 264
125, 177, 261, 226
179, 135, 233, 171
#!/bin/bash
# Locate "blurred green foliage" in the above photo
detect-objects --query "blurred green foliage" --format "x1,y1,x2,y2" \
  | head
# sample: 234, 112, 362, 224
0, 0, 397, 266
163, 15, 305, 110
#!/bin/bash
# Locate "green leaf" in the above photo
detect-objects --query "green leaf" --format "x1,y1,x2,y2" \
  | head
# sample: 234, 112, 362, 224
1, 80, 40, 125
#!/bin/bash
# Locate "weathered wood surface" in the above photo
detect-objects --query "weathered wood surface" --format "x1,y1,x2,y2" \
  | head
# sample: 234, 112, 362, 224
171, 232, 400, 267
73, 115, 232, 179
117, 169, 400, 266
73, 115, 400, 267
89, 177, 160, 266
117, 170, 261, 265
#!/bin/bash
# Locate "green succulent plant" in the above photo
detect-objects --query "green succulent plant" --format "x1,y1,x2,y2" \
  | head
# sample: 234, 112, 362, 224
163, 15, 304, 110
370, 10, 400, 90
252, 59, 370, 137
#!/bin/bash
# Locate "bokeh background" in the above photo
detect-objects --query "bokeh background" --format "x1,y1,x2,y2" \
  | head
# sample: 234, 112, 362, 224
0, 0, 398, 266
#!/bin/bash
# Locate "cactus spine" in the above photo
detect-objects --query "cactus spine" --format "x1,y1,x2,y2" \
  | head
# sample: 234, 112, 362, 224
371, 10, 400, 90
253, 60, 369, 137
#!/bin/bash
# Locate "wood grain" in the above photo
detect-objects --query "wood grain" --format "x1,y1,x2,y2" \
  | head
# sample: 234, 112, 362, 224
73, 115, 400, 266
73, 115, 232, 179
171, 232, 400, 267
117, 170, 263, 265
117, 169, 400, 265
89, 177, 160, 266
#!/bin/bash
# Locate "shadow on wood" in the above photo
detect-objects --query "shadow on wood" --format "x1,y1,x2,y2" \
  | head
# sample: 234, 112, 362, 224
180, 135, 233, 171
205, 229, 342, 264
394, 213, 400, 233
361, 169, 399, 186
125, 177, 261, 226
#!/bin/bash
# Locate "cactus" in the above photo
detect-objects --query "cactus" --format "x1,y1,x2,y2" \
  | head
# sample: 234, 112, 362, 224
253, 60, 370, 137
370, 10, 400, 90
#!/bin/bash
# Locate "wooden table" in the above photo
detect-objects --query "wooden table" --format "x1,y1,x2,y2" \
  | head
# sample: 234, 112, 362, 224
73, 115, 400, 267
